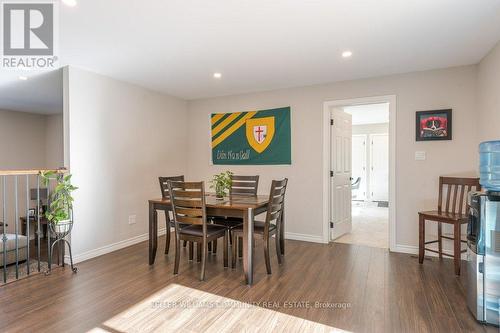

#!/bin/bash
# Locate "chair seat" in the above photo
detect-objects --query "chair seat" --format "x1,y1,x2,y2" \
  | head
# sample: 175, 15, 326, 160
180, 224, 227, 237
419, 210, 468, 222
233, 220, 276, 234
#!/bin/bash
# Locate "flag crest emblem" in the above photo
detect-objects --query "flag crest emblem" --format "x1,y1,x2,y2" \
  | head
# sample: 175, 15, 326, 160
245, 117, 275, 153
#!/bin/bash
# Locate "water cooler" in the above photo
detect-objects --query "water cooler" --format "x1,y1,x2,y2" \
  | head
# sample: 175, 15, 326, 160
467, 141, 500, 326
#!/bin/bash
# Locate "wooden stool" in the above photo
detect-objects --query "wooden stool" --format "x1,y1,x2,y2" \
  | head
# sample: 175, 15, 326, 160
418, 176, 480, 275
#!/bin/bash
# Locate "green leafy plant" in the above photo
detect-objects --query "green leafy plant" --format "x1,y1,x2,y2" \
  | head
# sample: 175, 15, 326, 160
40, 171, 78, 224
210, 171, 233, 198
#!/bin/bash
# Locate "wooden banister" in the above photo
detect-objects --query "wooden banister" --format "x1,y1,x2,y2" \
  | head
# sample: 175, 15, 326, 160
0, 168, 67, 176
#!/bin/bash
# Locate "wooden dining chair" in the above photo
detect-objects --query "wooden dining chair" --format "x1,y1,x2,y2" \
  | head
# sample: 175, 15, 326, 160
418, 176, 481, 275
167, 181, 228, 280
213, 175, 260, 248
232, 178, 288, 274
159, 175, 185, 254
230, 175, 259, 196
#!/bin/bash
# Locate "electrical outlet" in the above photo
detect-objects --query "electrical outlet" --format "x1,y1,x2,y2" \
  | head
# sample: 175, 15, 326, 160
128, 215, 137, 225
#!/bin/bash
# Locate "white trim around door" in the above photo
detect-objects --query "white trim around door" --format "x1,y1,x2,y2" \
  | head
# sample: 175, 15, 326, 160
322, 95, 397, 251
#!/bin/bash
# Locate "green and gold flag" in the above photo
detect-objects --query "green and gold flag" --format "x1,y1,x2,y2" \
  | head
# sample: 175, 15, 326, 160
211, 107, 291, 165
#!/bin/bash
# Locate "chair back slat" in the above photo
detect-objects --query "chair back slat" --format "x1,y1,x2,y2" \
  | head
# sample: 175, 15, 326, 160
451, 184, 458, 213
458, 185, 465, 213
176, 215, 203, 225
445, 184, 451, 213
168, 181, 206, 228
174, 199, 203, 208
159, 175, 184, 199
438, 177, 480, 215
264, 179, 288, 228
172, 189, 203, 199
271, 195, 284, 205
230, 175, 259, 196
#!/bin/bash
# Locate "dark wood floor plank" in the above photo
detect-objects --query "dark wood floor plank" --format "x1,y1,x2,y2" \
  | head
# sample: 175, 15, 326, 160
386, 252, 436, 332
362, 247, 387, 333
0, 234, 490, 333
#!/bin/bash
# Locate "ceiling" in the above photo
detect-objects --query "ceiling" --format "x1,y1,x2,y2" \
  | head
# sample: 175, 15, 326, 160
0, 69, 63, 114
1, 0, 500, 112
344, 103, 389, 125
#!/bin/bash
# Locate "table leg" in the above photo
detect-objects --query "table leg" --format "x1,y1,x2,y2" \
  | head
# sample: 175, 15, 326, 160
149, 202, 158, 265
243, 208, 254, 285
418, 215, 425, 264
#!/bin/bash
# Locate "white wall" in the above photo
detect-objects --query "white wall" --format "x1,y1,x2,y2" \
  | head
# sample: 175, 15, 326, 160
186, 66, 478, 249
352, 123, 388, 135
352, 123, 389, 202
478, 40, 500, 142
67, 67, 188, 259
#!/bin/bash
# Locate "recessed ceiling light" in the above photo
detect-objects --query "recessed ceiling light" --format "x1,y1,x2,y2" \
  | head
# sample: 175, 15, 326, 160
62, 0, 77, 7
18, 76, 28, 81
342, 50, 353, 58
213, 72, 222, 79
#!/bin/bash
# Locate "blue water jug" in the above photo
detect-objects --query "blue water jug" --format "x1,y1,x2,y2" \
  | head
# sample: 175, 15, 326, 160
480, 140, 500, 191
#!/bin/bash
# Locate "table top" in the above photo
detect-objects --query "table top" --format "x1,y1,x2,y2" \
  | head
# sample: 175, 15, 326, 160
149, 193, 269, 210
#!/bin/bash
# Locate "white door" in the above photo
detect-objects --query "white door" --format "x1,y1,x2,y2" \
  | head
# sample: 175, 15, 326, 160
330, 108, 352, 240
369, 133, 389, 202
351, 135, 367, 201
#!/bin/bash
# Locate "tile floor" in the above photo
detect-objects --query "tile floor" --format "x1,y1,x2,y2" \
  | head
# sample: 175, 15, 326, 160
334, 201, 388, 248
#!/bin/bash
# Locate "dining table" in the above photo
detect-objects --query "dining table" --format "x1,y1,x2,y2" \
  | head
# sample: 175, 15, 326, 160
148, 193, 283, 285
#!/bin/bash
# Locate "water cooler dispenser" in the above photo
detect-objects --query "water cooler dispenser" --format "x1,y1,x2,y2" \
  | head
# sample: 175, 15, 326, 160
467, 141, 500, 325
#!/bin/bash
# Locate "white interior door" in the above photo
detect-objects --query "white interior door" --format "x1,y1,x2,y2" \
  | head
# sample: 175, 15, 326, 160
330, 108, 352, 240
351, 135, 367, 201
369, 133, 389, 202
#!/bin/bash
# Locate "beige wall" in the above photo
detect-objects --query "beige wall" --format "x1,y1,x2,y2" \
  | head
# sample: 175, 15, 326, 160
187, 66, 478, 249
0, 110, 63, 235
478, 40, 500, 142
0, 110, 47, 170
67, 67, 188, 260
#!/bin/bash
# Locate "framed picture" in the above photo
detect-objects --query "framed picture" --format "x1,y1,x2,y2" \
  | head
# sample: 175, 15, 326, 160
416, 109, 452, 141
28, 208, 36, 218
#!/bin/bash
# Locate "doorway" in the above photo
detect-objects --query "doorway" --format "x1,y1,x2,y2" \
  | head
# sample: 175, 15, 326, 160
322, 96, 396, 250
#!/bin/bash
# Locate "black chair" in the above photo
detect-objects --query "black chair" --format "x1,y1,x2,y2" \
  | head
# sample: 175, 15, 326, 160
168, 181, 228, 280
232, 179, 287, 274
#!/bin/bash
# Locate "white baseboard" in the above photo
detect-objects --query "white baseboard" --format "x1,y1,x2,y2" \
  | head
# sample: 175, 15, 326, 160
69, 227, 168, 264
392, 244, 467, 260
392, 244, 418, 255
285, 232, 326, 244
66, 229, 323, 264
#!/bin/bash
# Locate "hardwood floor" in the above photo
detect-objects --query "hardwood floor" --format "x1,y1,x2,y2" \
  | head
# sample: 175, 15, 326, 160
0, 235, 493, 333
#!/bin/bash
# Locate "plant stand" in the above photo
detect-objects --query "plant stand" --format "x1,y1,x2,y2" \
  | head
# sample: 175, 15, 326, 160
46, 220, 77, 274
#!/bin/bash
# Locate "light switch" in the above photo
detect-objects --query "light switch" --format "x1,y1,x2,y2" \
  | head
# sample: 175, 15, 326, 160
415, 151, 426, 161
128, 215, 137, 225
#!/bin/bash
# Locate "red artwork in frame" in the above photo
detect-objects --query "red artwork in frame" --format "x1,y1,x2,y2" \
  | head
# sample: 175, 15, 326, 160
416, 109, 452, 141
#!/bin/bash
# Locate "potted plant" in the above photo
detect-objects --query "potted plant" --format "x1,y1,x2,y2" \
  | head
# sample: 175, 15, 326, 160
210, 171, 233, 199
40, 170, 78, 236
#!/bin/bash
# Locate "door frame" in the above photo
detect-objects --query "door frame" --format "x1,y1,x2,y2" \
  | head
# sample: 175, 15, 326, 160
322, 95, 397, 251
